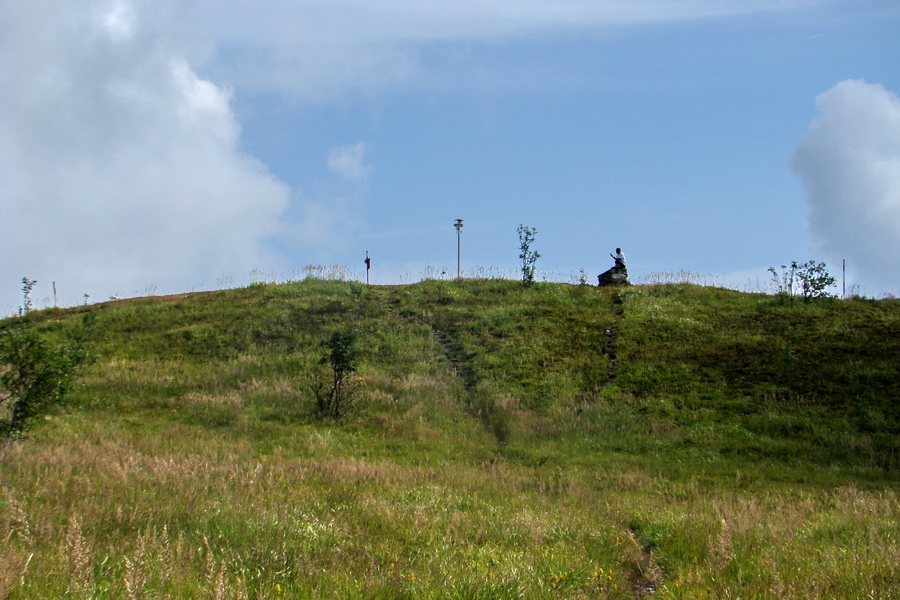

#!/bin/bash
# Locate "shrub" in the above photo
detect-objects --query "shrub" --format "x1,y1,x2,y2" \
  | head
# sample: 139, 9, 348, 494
1, 322, 91, 437
768, 260, 835, 301
310, 328, 360, 418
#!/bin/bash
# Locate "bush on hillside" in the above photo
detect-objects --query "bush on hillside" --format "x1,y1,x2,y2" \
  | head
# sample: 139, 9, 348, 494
310, 328, 360, 418
1, 322, 91, 438
768, 260, 836, 301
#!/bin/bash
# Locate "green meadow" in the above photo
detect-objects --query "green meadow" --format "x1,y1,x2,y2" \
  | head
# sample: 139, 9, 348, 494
1, 278, 898, 599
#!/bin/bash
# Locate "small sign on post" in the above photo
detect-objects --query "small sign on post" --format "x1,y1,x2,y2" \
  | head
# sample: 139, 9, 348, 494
365, 251, 371, 285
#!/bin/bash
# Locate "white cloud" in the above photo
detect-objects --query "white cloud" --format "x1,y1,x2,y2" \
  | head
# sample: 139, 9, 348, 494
792, 79, 900, 296
195, 0, 816, 98
328, 142, 372, 181
0, 0, 292, 312
101, 0, 137, 41
200, 0, 810, 43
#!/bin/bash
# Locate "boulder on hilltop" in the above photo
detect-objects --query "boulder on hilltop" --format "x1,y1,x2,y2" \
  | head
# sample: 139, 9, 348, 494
597, 266, 629, 286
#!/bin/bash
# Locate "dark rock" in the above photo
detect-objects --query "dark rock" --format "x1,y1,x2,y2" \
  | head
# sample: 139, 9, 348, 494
598, 266, 630, 286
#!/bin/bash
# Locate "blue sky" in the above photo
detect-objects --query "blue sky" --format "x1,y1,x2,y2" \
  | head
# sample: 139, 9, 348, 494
2, 0, 899, 313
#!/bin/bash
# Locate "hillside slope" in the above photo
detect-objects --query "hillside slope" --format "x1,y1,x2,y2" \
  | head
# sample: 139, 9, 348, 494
1, 279, 898, 598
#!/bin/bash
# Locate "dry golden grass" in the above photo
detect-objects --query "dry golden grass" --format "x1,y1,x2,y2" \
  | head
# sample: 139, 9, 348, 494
3, 279, 898, 598
2, 425, 898, 598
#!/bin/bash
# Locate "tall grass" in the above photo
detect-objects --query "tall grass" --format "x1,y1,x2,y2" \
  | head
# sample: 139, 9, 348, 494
1, 279, 897, 598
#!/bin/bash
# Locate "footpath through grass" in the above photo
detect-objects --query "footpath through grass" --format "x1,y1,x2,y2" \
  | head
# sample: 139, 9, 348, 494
1, 279, 898, 598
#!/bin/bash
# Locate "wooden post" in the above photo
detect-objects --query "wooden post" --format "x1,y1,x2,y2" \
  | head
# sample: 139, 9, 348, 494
842, 258, 845, 299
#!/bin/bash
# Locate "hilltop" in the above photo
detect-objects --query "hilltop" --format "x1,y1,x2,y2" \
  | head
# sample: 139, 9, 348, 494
1, 279, 898, 598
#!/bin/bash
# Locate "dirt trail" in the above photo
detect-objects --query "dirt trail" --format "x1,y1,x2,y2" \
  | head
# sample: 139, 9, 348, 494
602, 291, 626, 382
381, 287, 664, 596
426, 322, 508, 450
604, 292, 663, 597
626, 528, 663, 598
378, 290, 504, 450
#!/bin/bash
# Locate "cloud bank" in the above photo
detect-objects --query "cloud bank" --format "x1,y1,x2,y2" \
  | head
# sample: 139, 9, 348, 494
196, 0, 814, 98
0, 0, 291, 312
792, 80, 900, 296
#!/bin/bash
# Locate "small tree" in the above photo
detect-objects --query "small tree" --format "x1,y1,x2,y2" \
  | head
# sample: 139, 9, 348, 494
20, 277, 37, 315
1, 324, 90, 438
311, 329, 360, 418
768, 260, 835, 301
517, 224, 541, 285
795, 260, 835, 301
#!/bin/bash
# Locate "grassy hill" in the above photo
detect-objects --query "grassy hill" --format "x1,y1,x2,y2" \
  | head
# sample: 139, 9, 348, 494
1, 279, 898, 598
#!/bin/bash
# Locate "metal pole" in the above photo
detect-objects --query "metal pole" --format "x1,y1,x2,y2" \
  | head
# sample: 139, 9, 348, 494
842, 258, 846, 299
453, 219, 463, 279
457, 231, 460, 279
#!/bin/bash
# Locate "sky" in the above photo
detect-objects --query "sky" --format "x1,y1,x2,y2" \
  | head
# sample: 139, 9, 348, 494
2, 0, 899, 313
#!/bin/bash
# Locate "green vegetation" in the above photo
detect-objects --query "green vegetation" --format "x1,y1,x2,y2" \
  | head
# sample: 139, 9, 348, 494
1, 320, 91, 438
1, 279, 898, 598
311, 328, 361, 419
517, 225, 540, 285
768, 260, 837, 301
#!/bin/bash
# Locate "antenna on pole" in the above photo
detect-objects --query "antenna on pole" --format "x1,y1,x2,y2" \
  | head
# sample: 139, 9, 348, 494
365, 250, 371, 285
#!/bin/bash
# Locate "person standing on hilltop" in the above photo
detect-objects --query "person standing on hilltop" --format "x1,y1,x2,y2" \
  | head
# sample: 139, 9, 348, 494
610, 248, 626, 269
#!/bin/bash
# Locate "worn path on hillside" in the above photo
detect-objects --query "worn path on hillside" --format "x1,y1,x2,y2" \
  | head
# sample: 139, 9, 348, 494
603, 290, 663, 598
375, 288, 506, 451
378, 284, 663, 598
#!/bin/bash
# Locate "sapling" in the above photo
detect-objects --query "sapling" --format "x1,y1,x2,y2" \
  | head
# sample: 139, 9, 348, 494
517, 224, 541, 285
311, 328, 360, 418
20, 277, 37, 315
